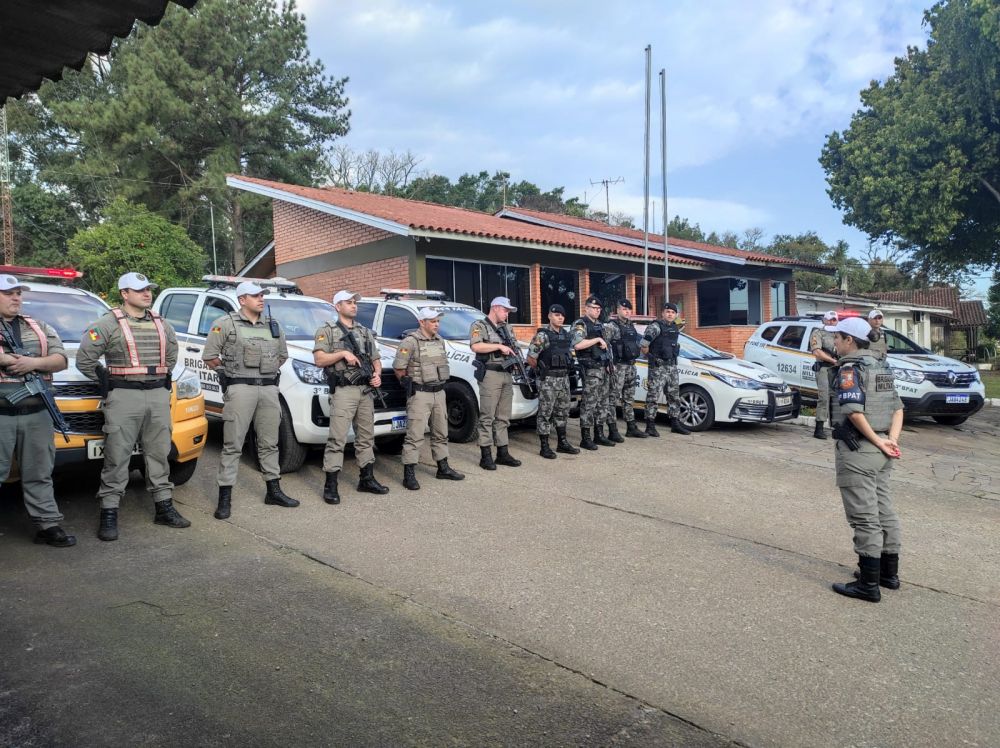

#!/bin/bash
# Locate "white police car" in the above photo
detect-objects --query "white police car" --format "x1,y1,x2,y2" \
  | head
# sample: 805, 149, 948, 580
744, 315, 986, 425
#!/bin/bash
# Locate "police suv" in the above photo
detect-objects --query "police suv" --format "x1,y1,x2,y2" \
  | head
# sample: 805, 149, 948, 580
355, 290, 539, 442
152, 276, 409, 473
743, 315, 986, 425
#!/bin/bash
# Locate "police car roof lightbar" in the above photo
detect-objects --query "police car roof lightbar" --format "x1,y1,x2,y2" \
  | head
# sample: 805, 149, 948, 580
202, 274, 301, 292
0, 265, 83, 280
379, 288, 447, 300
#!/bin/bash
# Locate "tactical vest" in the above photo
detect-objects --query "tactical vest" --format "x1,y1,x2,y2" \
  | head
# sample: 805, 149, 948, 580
405, 335, 450, 385
322, 322, 374, 376
473, 318, 507, 364
610, 320, 641, 364
647, 321, 680, 365
814, 329, 835, 356
0, 316, 51, 384
869, 331, 888, 361
535, 326, 573, 371
832, 353, 898, 433
574, 317, 606, 367
225, 313, 281, 376
105, 308, 168, 377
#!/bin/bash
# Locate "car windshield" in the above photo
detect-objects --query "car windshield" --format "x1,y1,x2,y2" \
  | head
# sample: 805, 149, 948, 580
679, 333, 729, 361
21, 291, 109, 343
883, 328, 927, 355
266, 298, 337, 340
434, 306, 488, 340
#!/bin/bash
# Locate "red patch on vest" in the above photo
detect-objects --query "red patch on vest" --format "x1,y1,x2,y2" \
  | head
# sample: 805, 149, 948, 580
839, 368, 856, 389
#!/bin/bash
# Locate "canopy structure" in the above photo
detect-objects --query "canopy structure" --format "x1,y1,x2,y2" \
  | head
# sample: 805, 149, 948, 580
0, 0, 198, 102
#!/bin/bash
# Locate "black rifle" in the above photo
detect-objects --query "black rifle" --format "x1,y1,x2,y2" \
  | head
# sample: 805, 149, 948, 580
0, 319, 71, 442
487, 318, 538, 397
335, 321, 387, 408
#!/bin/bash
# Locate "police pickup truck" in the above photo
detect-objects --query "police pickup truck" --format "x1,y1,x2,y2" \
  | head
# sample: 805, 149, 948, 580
153, 276, 409, 473
355, 290, 539, 442
744, 315, 986, 425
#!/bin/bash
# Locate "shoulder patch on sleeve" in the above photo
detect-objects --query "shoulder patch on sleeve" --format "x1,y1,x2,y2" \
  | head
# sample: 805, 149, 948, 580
838, 365, 865, 404
87, 328, 100, 341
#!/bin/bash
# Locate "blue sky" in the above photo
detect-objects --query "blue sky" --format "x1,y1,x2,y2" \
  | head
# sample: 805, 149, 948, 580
294, 0, 989, 298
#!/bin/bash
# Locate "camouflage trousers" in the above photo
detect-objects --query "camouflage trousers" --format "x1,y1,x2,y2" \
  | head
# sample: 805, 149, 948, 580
536, 374, 571, 435
608, 362, 639, 422
645, 363, 680, 419
579, 366, 611, 428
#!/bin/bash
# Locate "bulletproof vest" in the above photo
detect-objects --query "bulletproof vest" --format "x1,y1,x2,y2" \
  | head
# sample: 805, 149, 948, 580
574, 317, 606, 363
832, 353, 898, 432
226, 313, 281, 376
473, 319, 507, 363
536, 326, 573, 370
610, 320, 641, 363
322, 322, 374, 377
406, 335, 450, 385
648, 321, 680, 364
105, 309, 168, 378
0, 316, 51, 386
869, 331, 888, 361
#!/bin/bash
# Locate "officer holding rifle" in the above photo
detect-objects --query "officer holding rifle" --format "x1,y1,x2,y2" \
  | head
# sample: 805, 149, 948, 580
0, 274, 75, 547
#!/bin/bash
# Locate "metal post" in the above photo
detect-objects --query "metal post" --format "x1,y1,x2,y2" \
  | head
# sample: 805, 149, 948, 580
642, 45, 651, 316
660, 69, 669, 302
209, 202, 218, 274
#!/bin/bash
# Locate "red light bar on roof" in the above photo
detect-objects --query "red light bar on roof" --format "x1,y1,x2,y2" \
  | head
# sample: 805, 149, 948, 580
0, 265, 83, 279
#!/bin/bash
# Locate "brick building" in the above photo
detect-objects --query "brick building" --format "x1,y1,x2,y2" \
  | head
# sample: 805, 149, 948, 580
228, 175, 830, 354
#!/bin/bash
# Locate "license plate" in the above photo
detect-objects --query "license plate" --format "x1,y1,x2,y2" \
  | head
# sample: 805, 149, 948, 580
776, 395, 792, 407
87, 440, 142, 460
391, 415, 408, 431
945, 394, 969, 404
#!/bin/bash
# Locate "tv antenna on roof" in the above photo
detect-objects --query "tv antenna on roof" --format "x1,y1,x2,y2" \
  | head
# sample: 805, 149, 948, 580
589, 177, 623, 225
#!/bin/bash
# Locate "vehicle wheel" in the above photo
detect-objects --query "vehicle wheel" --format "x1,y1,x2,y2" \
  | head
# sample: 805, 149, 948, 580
377, 434, 405, 455
250, 401, 308, 474
445, 381, 479, 443
678, 385, 715, 431
169, 458, 198, 486
932, 415, 968, 426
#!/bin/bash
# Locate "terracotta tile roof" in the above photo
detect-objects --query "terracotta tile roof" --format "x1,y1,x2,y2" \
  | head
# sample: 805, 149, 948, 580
497, 206, 831, 270
230, 175, 706, 268
956, 300, 988, 327
863, 286, 986, 327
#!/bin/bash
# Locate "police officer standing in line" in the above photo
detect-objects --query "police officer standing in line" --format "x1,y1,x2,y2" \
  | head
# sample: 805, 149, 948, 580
0, 274, 76, 547
77, 272, 189, 541
640, 302, 691, 437
810, 310, 839, 439
526, 304, 579, 458
828, 316, 904, 603
572, 295, 615, 450
867, 309, 888, 361
469, 297, 522, 470
604, 298, 646, 440
394, 307, 464, 489
203, 281, 299, 519
313, 290, 389, 504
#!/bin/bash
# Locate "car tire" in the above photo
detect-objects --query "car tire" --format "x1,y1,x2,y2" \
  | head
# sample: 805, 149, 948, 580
932, 414, 968, 426
377, 434, 405, 455
169, 458, 198, 486
445, 381, 479, 443
678, 385, 715, 431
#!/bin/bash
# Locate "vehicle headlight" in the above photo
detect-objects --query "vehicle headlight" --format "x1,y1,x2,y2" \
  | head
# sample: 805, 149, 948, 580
293, 359, 327, 385
175, 367, 201, 399
710, 371, 764, 390
890, 366, 925, 384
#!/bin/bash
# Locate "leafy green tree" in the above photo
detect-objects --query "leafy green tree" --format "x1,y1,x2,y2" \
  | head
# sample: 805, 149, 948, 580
665, 216, 707, 243
821, 0, 1000, 271
985, 269, 1000, 340
9, 183, 84, 268
67, 199, 207, 301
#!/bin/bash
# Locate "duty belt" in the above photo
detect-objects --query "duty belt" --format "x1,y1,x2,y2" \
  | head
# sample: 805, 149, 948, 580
0, 400, 46, 416
484, 363, 507, 372
228, 376, 279, 387
539, 368, 568, 378
413, 382, 446, 393
109, 378, 168, 390
648, 357, 677, 367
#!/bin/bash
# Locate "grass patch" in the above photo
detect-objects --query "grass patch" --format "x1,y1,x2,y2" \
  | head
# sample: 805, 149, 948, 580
982, 371, 1000, 400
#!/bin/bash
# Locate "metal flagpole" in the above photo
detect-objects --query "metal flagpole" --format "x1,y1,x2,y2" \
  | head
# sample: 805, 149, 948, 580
642, 45, 651, 315
660, 69, 669, 303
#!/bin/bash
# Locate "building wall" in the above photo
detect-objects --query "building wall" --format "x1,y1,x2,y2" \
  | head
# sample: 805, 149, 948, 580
295, 257, 410, 301
273, 201, 395, 264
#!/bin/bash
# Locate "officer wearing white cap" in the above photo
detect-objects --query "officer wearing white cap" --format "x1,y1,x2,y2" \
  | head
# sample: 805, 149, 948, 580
394, 306, 464, 489
203, 279, 297, 519
77, 272, 189, 541
469, 296, 522, 470
866, 309, 888, 361
0, 274, 76, 547
828, 315, 904, 603
313, 289, 390, 503
809, 310, 840, 439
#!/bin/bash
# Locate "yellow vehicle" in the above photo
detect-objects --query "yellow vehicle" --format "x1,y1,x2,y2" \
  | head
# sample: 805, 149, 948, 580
2, 266, 207, 485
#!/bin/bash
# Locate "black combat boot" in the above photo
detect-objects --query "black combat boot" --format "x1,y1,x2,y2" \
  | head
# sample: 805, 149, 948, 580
264, 479, 300, 508
555, 426, 580, 454
97, 508, 118, 541
538, 435, 557, 459
436, 459, 465, 480
593, 425, 615, 447
670, 417, 692, 435
644, 419, 660, 438
854, 552, 901, 589
358, 463, 390, 494
833, 555, 881, 602
479, 446, 497, 470
813, 420, 828, 439
607, 420, 625, 443
323, 471, 341, 504
34, 526, 76, 547
403, 464, 420, 490
625, 420, 647, 438
495, 445, 522, 467
154, 499, 192, 528
215, 486, 232, 520
579, 427, 598, 451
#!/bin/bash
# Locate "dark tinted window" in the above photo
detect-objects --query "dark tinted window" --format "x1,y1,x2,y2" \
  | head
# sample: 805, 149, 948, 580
760, 325, 781, 342
777, 325, 807, 350
197, 297, 234, 336
427, 258, 528, 324
382, 305, 418, 339
884, 328, 925, 354
355, 302, 377, 330
541, 267, 579, 319
697, 277, 761, 326
589, 272, 626, 320
160, 293, 197, 333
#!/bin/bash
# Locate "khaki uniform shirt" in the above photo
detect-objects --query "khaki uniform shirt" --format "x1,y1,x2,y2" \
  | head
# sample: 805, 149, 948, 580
77, 309, 178, 382
0, 316, 65, 403
313, 320, 378, 378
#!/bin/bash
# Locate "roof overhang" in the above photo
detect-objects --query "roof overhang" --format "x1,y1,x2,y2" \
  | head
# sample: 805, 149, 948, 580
797, 290, 952, 316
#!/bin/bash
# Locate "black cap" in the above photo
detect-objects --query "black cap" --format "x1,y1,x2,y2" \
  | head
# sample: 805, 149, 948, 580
548, 303, 566, 315
662, 302, 678, 312
584, 295, 602, 307
617, 298, 633, 310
